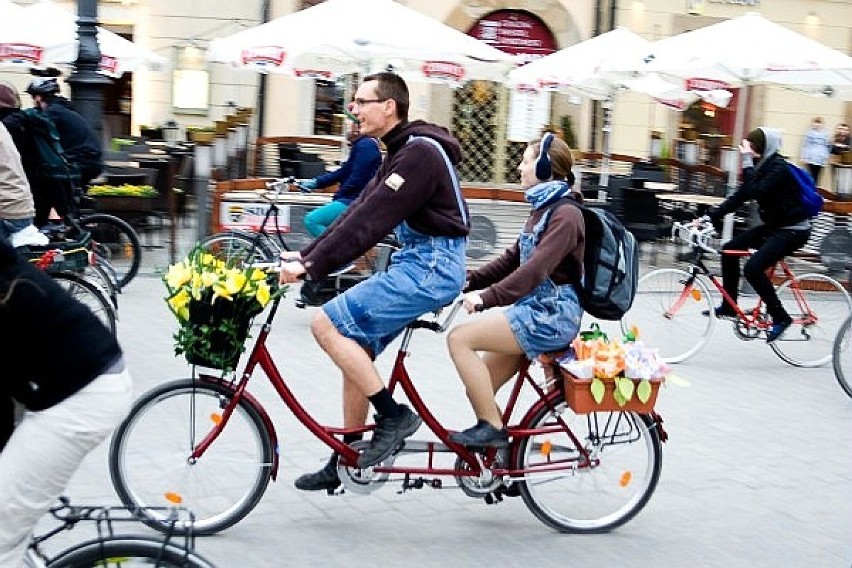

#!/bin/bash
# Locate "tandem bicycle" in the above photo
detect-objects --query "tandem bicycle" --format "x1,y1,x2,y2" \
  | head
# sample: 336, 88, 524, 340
108, 293, 666, 537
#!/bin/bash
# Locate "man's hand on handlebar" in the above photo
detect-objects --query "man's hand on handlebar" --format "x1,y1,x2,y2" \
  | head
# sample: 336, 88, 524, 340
462, 292, 484, 314
296, 178, 318, 193
278, 260, 306, 284
280, 250, 302, 262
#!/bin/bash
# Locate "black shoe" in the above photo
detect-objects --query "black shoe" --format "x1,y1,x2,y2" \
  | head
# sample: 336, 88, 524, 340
357, 405, 422, 468
701, 305, 737, 320
766, 319, 792, 343
449, 420, 509, 448
294, 454, 340, 492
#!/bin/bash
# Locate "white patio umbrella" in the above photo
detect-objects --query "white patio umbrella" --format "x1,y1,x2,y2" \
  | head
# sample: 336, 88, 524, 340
0, 0, 166, 77
206, 0, 516, 84
508, 27, 731, 186
639, 12, 852, 188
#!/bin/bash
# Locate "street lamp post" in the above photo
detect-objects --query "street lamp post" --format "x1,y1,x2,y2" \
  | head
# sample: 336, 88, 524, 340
67, 0, 110, 142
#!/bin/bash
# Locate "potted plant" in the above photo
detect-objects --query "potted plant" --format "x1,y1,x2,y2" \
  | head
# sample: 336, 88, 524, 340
559, 324, 668, 414
163, 248, 286, 372
186, 126, 216, 144
89, 184, 157, 212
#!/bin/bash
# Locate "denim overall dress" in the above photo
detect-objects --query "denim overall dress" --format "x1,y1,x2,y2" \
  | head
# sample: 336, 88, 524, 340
505, 212, 583, 360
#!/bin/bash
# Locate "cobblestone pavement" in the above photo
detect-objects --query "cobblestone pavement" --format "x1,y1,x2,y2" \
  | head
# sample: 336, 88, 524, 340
41, 225, 852, 568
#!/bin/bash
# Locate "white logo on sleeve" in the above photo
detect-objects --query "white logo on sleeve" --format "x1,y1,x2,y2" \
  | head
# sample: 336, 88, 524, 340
385, 173, 405, 191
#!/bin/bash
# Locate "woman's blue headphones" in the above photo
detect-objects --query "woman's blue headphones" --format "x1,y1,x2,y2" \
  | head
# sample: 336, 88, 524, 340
535, 132, 555, 181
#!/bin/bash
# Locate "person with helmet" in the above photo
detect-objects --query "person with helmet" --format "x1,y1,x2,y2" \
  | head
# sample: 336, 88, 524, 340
26, 77, 103, 190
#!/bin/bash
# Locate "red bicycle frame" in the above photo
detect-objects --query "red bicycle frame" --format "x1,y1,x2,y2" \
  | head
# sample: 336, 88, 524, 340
186, 298, 590, 482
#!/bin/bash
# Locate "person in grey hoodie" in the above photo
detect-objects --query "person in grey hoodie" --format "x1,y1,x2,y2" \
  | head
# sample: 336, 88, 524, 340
800, 116, 830, 185
278, 72, 469, 491
703, 127, 811, 343
0, 122, 36, 242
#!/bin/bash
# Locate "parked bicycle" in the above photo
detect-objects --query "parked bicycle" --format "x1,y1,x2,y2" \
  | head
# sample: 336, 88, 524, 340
200, 177, 400, 308
17, 227, 117, 335
622, 220, 851, 366
832, 268, 852, 398
25, 496, 214, 567
108, 296, 666, 536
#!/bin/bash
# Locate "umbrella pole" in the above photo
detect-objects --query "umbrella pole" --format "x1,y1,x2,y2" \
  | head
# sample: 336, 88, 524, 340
600, 96, 614, 192
722, 83, 749, 243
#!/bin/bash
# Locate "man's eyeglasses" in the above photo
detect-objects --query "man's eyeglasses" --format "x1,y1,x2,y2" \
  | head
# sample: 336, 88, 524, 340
352, 98, 388, 107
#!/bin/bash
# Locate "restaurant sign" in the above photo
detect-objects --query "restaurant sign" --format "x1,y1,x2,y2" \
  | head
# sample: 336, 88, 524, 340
467, 9, 556, 65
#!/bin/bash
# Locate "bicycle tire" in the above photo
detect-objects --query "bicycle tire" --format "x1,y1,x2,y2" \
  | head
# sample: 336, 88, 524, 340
620, 268, 715, 363
83, 263, 119, 309
198, 231, 278, 266
771, 272, 852, 367
50, 271, 117, 336
833, 314, 852, 398
515, 395, 663, 533
47, 536, 215, 567
109, 379, 274, 536
80, 214, 141, 288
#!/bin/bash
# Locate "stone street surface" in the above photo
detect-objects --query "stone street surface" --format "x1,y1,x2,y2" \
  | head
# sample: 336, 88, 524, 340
48, 229, 851, 568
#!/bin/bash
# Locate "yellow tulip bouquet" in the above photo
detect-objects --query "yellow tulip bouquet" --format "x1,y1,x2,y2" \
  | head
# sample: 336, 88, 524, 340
163, 247, 283, 371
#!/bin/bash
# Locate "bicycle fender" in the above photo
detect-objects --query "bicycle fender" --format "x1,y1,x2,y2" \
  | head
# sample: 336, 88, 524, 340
198, 374, 281, 481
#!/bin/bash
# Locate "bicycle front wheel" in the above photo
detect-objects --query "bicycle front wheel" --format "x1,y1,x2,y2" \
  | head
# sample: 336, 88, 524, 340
833, 315, 852, 398
109, 379, 274, 535
516, 398, 663, 533
620, 268, 715, 363
80, 214, 142, 288
50, 271, 117, 335
199, 231, 277, 266
771, 273, 852, 367
47, 536, 215, 567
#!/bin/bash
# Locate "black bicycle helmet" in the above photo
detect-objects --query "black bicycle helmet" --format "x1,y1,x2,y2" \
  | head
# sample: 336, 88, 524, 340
26, 77, 60, 97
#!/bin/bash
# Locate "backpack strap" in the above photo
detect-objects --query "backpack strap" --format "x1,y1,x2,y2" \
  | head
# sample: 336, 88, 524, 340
406, 135, 468, 227
534, 197, 583, 283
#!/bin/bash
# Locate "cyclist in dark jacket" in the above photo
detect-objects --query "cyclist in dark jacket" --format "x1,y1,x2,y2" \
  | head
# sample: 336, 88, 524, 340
26, 77, 103, 190
703, 127, 812, 343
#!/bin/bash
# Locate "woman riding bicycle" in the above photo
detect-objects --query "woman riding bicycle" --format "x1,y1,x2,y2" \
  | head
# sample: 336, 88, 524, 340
447, 132, 585, 447
701, 127, 812, 343
0, 237, 132, 565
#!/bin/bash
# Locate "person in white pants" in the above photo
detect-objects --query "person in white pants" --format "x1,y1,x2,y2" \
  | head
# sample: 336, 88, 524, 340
0, 237, 132, 566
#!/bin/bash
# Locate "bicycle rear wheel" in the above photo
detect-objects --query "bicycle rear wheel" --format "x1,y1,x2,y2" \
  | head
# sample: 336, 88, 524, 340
620, 268, 715, 363
771, 273, 852, 367
833, 315, 852, 398
50, 271, 117, 335
199, 231, 278, 266
515, 397, 662, 533
47, 536, 215, 567
80, 214, 141, 288
109, 379, 274, 535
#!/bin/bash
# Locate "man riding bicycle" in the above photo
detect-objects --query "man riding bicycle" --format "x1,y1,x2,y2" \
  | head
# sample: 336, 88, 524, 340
701, 127, 812, 343
278, 72, 469, 491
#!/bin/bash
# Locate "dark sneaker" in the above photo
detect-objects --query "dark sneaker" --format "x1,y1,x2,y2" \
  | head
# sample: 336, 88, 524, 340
766, 319, 792, 343
701, 305, 737, 320
294, 454, 340, 492
449, 420, 509, 448
357, 405, 421, 468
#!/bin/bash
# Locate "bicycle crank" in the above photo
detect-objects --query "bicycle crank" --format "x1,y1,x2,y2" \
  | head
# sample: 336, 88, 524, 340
337, 440, 394, 495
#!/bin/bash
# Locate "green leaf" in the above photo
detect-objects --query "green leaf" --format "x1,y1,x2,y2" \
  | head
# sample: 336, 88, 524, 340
579, 322, 608, 342
617, 377, 635, 402
613, 388, 627, 407
665, 373, 691, 387
636, 379, 652, 403
590, 378, 606, 404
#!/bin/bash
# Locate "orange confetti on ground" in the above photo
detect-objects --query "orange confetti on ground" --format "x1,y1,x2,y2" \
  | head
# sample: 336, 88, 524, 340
620, 471, 632, 487
210, 413, 222, 425
540, 440, 552, 457
164, 492, 183, 504
691, 289, 702, 301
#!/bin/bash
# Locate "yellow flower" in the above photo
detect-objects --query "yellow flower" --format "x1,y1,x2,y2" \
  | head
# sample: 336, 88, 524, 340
256, 284, 271, 307
168, 288, 191, 320
165, 262, 192, 289
200, 271, 219, 288
249, 268, 266, 282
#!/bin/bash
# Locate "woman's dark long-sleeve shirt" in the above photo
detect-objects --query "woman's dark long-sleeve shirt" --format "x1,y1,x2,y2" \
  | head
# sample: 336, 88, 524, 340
314, 135, 382, 204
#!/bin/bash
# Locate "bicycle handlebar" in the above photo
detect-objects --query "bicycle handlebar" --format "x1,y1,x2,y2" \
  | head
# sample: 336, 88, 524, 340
671, 220, 719, 255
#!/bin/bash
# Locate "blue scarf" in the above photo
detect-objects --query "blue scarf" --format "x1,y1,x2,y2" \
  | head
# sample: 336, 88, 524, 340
525, 180, 570, 210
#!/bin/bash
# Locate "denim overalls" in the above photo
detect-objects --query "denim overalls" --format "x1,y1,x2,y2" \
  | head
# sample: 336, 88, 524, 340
505, 212, 583, 359
323, 221, 466, 356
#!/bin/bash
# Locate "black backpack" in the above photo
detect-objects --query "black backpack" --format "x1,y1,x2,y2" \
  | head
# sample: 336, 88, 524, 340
539, 198, 639, 320
20, 108, 79, 184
